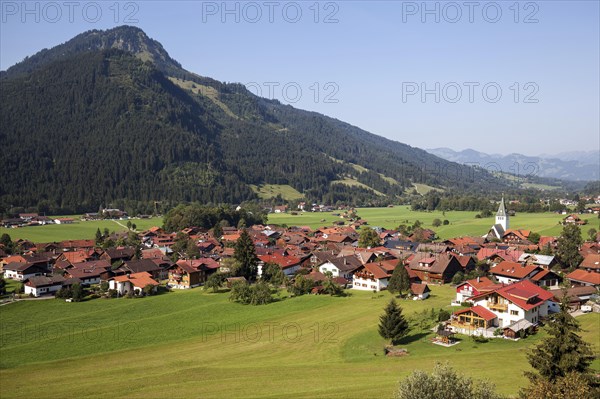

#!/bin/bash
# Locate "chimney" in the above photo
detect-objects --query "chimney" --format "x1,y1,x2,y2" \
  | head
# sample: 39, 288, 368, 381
477, 276, 480, 283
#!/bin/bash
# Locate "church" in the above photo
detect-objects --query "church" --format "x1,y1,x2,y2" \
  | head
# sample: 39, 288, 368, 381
486, 197, 509, 240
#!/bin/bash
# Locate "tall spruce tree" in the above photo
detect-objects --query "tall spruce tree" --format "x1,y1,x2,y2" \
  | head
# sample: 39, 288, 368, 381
234, 229, 258, 281
388, 261, 411, 297
556, 224, 583, 269
525, 296, 594, 383
378, 299, 410, 345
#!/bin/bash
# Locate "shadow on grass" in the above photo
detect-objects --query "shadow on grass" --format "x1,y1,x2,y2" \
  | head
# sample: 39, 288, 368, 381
397, 331, 430, 345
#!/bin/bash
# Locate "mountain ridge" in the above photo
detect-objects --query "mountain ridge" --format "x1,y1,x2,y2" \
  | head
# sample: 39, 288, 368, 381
427, 147, 599, 182
1, 26, 512, 214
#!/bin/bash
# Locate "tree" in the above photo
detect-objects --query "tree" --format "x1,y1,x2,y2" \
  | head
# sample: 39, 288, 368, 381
378, 299, 410, 345
212, 223, 223, 240
205, 272, 227, 293
519, 371, 599, 399
432, 218, 442, 227
234, 229, 258, 281
249, 281, 273, 305
1, 233, 13, 254
288, 274, 315, 296
261, 262, 285, 286
556, 224, 583, 269
358, 227, 380, 248
95, 228, 103, 245
528, 232, 540, 244
229, 279, 252, 304
388, 261, 410, 297
588, 228, 597, 242
451, 271, 465, 285
71, 283, 84, 302
394, 362, 503, 399
322, 271, 343, 296
142, 284, 156, 296
525, 296, 594, 383
186, 239, 200, 259
0, 277, 6, 295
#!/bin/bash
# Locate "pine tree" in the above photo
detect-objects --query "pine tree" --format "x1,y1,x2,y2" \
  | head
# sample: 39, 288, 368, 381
525, 296, 594, 383
556, 224, 583, 269
388, 261, 411, 297
95, 228, 103, 246
234, 229, 258, 281
378, 299, 410, 345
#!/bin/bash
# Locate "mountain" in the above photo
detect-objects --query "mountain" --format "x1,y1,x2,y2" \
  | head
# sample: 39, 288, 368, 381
1, 26, 510, 215
428, 148, 599, 182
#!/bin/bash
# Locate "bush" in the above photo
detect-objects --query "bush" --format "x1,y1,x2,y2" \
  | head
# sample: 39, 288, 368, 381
443, 220, 450, 225
493, 328, 503, 336
100, 281, 109, 292
432, 218, 442, 227
438, 309, 450, 322
471, 335, 489, 343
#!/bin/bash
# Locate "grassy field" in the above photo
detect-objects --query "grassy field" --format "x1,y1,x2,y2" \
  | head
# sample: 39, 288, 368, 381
0, 217, 163, 243
269, 206, 599, 240
249, 184, 304, 201
1, 285, 597, 398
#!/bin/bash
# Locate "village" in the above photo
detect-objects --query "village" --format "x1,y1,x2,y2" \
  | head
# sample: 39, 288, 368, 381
1, 199, 599, 342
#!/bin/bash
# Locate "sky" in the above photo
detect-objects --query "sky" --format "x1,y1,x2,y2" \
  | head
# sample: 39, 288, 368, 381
1, 1, 598, 156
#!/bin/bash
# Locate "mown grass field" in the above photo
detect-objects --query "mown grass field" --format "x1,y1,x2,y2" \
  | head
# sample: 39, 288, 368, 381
0, 217, 163, 243
269, 206, 599, 240
0, 286, 597, 398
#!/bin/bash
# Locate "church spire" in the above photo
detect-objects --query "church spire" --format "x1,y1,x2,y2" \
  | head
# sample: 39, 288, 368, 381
496, 196, 507, 217
495, 196, 509, 230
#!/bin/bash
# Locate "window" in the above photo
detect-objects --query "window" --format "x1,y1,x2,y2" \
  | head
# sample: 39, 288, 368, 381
511, 310, 518, 316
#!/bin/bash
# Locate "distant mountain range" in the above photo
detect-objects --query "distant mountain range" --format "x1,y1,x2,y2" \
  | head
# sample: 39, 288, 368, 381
427, 148, 599, 182
0, 26, 523, 214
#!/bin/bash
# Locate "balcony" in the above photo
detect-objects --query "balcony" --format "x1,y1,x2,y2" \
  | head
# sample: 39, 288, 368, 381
487, 302, 508, 311
458, 289, 473, 297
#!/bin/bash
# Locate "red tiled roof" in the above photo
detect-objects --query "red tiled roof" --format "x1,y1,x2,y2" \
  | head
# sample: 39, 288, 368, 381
496, 280, 554, 311
490, 261, 540, 279
566, 269, 600, 285
361, 262, 390, 280
258, 254, 302, 269
580, 254, 600, 270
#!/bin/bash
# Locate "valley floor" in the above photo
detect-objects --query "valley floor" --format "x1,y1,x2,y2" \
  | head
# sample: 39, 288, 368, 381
1, 286, 598, 398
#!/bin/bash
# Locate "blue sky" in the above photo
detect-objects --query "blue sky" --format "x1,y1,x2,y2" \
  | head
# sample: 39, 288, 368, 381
1, 1, 598, 156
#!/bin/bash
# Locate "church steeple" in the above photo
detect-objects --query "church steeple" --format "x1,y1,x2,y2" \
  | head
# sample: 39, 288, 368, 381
495, 196, 509, 230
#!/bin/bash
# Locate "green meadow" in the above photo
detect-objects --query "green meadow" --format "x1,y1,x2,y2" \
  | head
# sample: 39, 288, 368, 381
0, 217, 162, 243
1, 285, 597, 398
269, 206, 599, 240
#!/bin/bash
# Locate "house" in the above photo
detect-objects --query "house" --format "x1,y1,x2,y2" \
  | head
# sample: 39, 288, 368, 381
454, 277, 502, 304
65, 260, 112, 285
257, 253, 303, 277
565, 269, 600, 288
100, 248, 135, 263
503, 319, 534, 339
167, 259, 217, 289
318, 256, 362, 280
563, 214, 587, 225
489, 261, 541, 285
410, 283, 430, 300
352, 262, 391, 291
408, 252, 463, 284
3, 262, 47, 280
549, 286, 598, 310
54, 218, 75, 224
518, 253, 557, 269
119, 259, 166, 280
579, 254, 600, 273
529, 269, 562, 289
109, 272, 159, 295
24, 275, 66, 297
458, 280, 555, 331
502, 229, 531, 244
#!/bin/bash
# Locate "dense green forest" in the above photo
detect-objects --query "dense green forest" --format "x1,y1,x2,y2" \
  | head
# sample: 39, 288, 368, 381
0, 25, 568, 216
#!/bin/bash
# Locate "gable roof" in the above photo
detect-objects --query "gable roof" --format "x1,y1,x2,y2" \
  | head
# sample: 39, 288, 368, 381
410, 283, 430, 295
358, 262, 390, 280
566, 269, 600, 286
489, 261, 540, 279
454, 305, 497, 321
580, 254, 600, 270
495, 280, 554, 311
